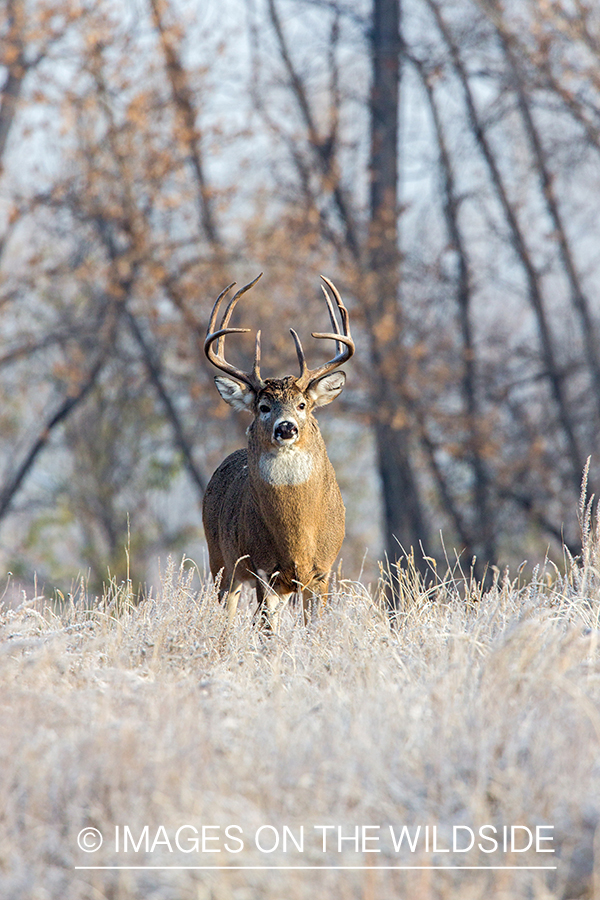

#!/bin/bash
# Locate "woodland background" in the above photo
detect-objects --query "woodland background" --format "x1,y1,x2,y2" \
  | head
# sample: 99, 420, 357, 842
1, 0, 600, 594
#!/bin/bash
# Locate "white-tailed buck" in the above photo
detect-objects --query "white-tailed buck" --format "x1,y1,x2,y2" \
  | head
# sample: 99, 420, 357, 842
202, 274, 354, 630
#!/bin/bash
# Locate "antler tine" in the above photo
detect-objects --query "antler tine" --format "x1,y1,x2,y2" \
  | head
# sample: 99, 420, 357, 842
207, 281, 235, 341
204, 274, 265, 390
219, 273, 261, 327
252, 330, 262, 386
320, 281, 342, 355
294, 276, 354, 390
289, 328, 308, 383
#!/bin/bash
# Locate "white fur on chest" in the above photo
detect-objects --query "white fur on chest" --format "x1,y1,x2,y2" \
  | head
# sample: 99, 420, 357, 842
259, 448, 314, 486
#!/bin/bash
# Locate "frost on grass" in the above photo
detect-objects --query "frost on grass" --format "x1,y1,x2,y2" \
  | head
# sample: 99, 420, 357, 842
1, 541, 600, 900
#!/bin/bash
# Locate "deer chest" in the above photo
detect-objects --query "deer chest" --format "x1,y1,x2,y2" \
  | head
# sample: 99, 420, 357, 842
258, 448, 314, 486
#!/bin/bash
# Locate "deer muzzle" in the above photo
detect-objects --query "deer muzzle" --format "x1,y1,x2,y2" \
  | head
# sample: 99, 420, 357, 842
273, 419, 299, 444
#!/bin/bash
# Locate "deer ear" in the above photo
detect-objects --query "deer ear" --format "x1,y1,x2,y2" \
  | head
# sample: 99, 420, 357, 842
214, 376, 255, 411
307, 371, 346, 407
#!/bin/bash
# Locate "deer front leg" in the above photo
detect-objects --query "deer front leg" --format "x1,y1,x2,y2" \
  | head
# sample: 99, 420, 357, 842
301, 590, 315, 625
301, 587, 323, 625
254, 571, 290, 634
301, 573, 330, 624
218, 556, 250, 628
223, 581, 242, 628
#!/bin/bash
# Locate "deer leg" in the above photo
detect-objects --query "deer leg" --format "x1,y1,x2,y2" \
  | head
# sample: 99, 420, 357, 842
255, 571, 290, 634
302, 573, 330, 624
301, 590, 312, 625
301, 588, 321, 625
224, 581, 242, 627
217, 579, 243, 653
217, 556, 250, 627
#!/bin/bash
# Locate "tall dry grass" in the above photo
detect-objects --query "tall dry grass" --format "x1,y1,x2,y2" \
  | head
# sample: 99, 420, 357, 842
2, 510, 600, 899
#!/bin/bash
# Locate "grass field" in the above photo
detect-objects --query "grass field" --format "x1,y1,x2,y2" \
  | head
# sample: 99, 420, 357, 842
2, 517, 600, 900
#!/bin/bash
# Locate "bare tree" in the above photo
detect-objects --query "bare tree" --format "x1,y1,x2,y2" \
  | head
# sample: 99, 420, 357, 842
247, 0, 600, 573
0, 0, 227, 587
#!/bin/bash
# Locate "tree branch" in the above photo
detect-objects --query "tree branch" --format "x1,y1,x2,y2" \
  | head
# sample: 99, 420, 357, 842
267, 0, 361, 258
490, 4, 600, 421
410, 50, 495, 566
148, 0, 222, 251
0, 353, 106, 521
426, 0, 585, 490
125, 309, 207, 496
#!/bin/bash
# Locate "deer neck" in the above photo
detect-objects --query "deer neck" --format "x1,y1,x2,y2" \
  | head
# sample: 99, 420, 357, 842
248, 423, 326, 490
246, 424, 337, 572
257, 446, 314, 487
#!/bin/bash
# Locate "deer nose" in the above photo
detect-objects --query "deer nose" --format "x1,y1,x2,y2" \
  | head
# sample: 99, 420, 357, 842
274, 420, 298, 442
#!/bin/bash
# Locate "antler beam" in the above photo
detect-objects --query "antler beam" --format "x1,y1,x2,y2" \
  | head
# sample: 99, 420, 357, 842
205, 274, 353, 392
293, 276, 355, 390
204, 274, 265, 391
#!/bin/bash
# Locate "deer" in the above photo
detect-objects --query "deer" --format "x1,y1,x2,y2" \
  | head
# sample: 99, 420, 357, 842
202, 273, 354, 632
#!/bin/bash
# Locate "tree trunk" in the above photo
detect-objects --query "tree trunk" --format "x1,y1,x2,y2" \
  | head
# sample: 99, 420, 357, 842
411, 52, 495, 571
0, 0, 25, 171
369, 0, 430, 568
375, 420, 429, 561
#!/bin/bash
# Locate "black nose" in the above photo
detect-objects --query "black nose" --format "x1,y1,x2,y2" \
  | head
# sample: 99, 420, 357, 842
274, 420, 298, 440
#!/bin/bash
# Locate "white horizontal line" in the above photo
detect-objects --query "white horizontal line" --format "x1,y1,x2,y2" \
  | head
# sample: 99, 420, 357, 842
75, 865, 558, 871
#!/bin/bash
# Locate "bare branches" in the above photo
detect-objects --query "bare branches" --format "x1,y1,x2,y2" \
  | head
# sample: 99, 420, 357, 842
1, 0, 600, 584
265, 0, 361, 259
0, 0, 26, 170
126, 310, 207, 495
409, 49, 495, 566
0, 312, 117, 523
148, 0, 222, 251
488, 4, 600, 421
426, 0, 585, 491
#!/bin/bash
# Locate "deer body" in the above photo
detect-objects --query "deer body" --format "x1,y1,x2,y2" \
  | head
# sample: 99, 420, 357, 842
202, 277, 354, 629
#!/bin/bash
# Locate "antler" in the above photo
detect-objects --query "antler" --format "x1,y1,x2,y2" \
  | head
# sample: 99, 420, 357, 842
292, 276, 355, 391
204, 274, 265, 391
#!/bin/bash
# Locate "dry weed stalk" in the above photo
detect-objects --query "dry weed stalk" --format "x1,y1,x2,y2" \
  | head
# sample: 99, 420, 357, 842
0, 536, 599, 898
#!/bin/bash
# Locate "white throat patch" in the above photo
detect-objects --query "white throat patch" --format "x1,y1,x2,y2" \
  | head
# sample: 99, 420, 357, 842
259, 448, 314, 486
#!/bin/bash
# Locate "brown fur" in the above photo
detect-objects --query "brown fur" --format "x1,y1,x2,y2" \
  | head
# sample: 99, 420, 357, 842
202, 376, 346, 628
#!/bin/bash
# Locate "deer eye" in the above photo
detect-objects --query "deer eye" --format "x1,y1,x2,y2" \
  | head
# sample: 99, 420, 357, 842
297, 401, 306, 411
259, 404, 271, 414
